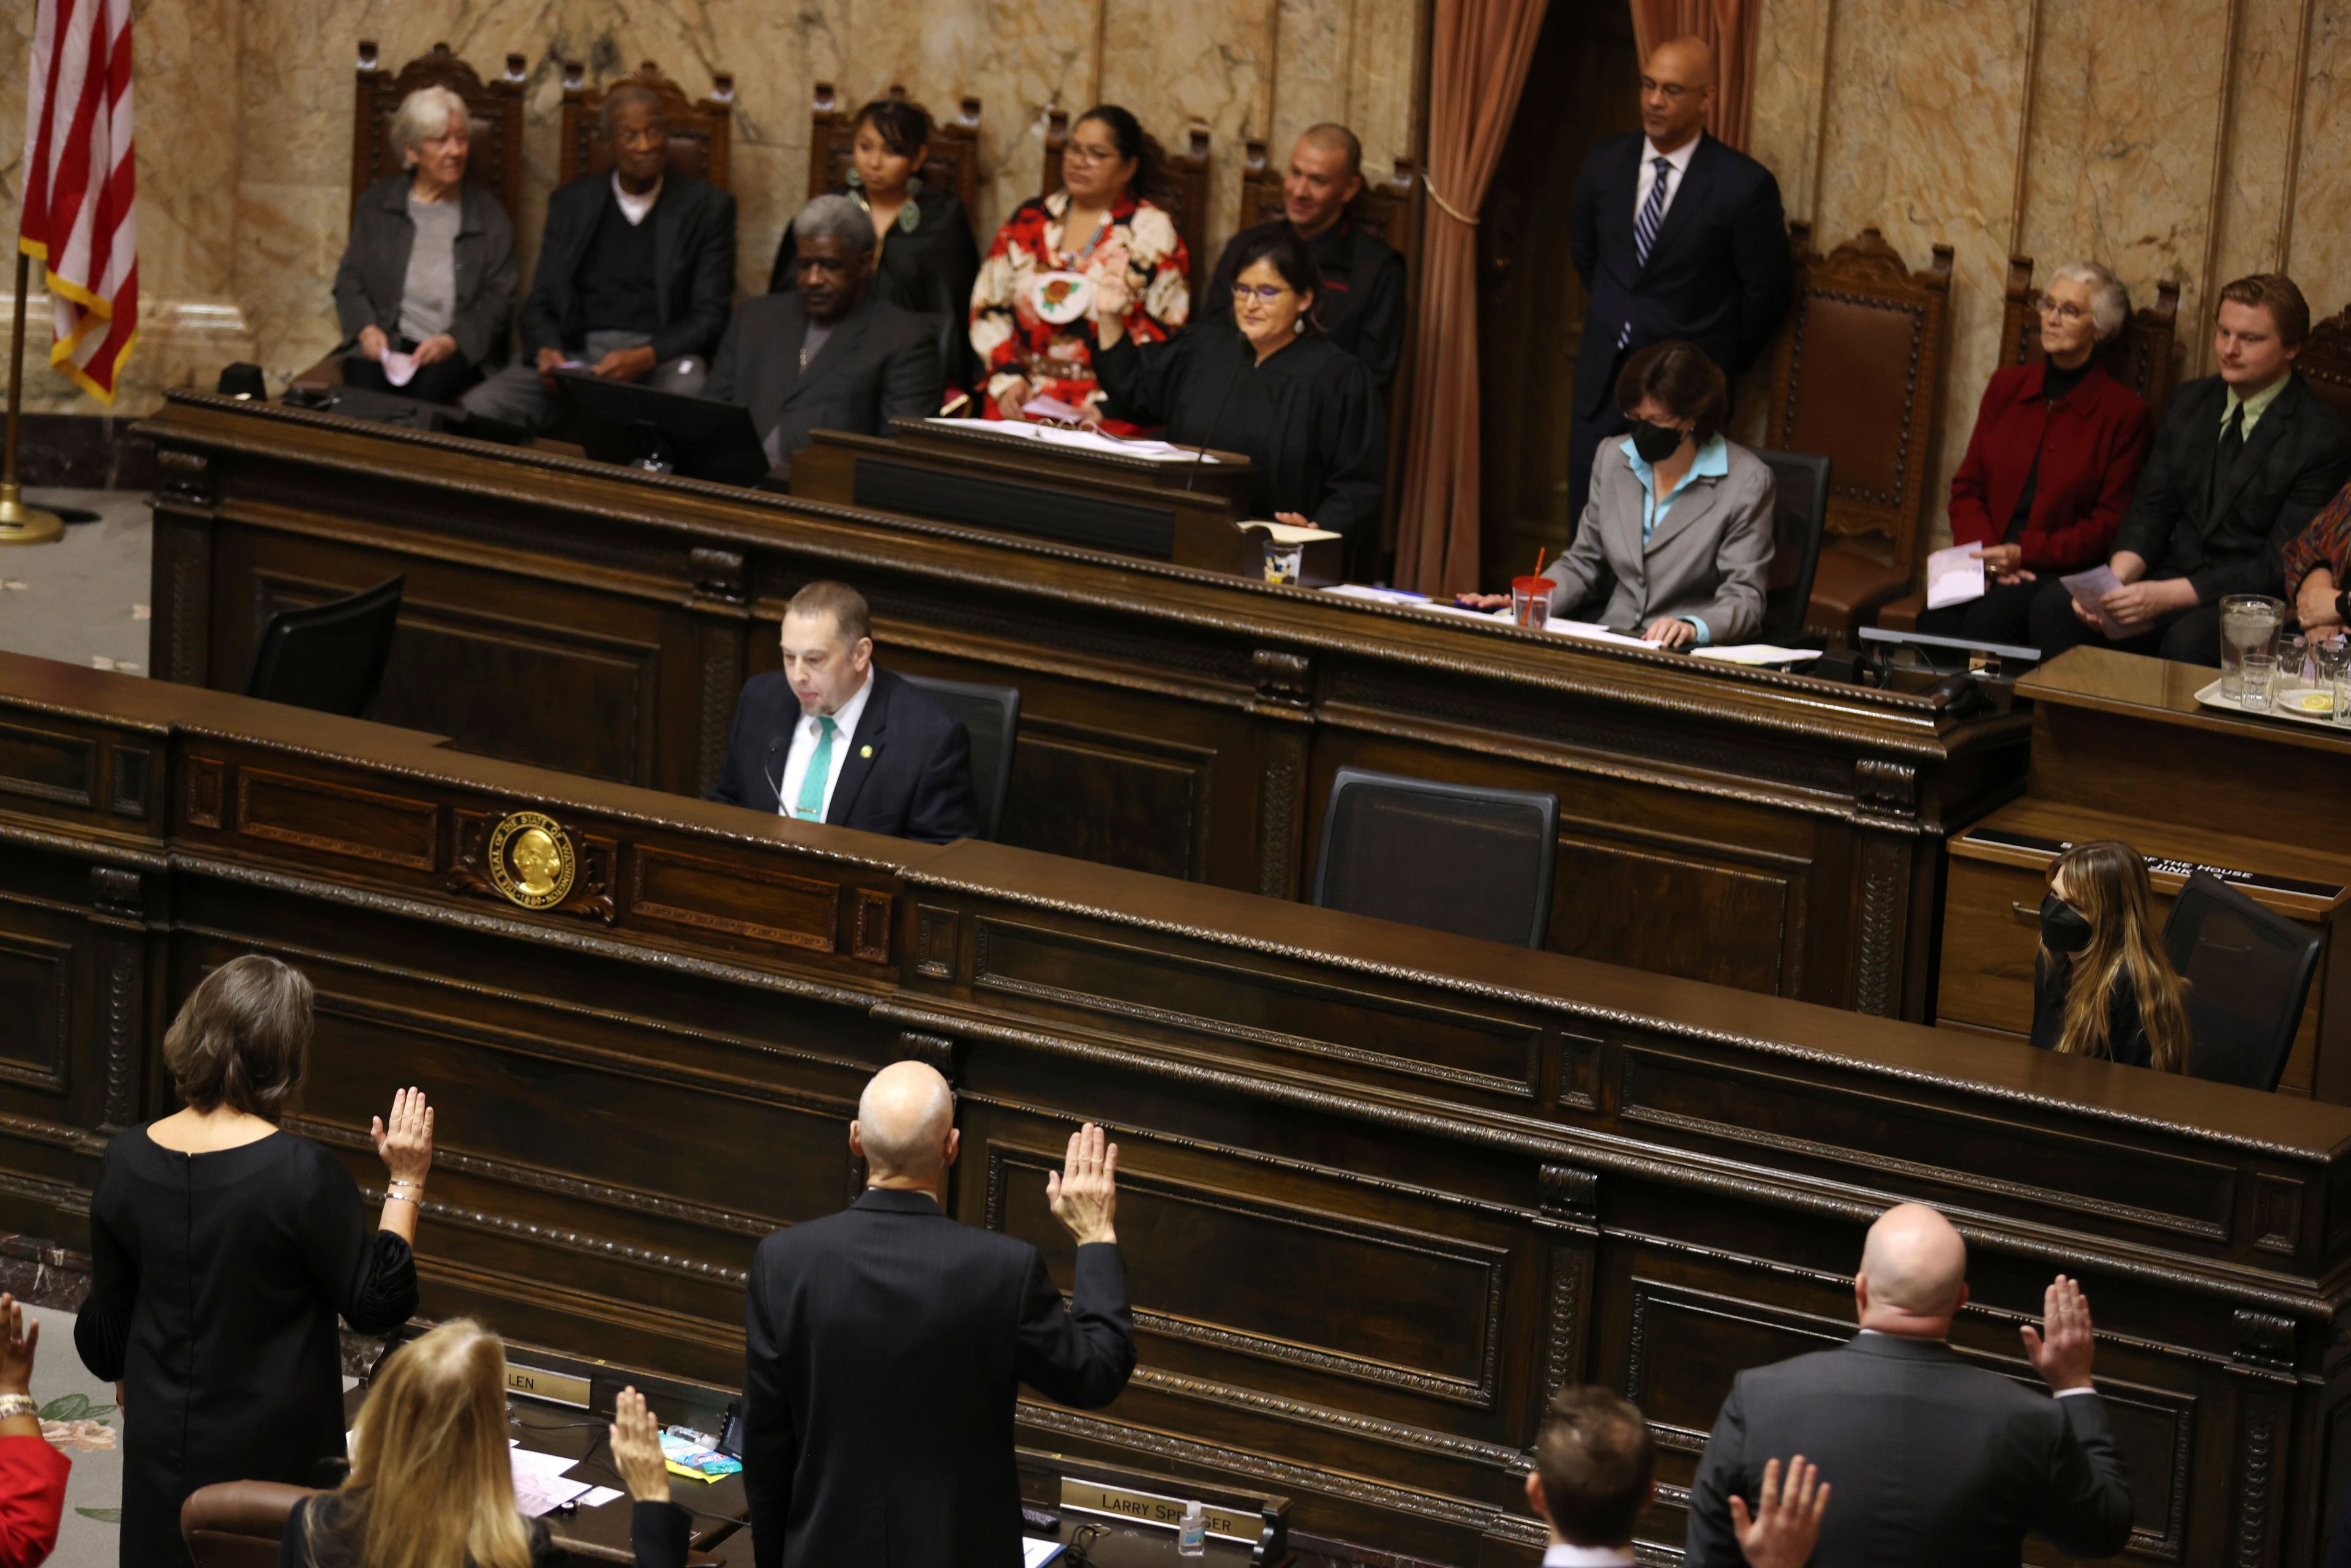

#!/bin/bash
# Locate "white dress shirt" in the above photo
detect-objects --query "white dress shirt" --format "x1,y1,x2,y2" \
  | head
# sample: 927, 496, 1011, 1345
1632, 134, 1700, 229
776, 672, 873, 822
1543, 1545, 1637, 1566
612, 172, 664, 227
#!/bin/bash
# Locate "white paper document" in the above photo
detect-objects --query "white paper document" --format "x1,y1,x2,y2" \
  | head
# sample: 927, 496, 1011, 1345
1924, 543, 1986, 610
1691, 644, 1824, 666
578, 1487, 625, 1508
1019, 394, 1090, 422
2059, 564, 2130, 637
1022, 1540, 1068, 1567
1543, 619, 1654, 648
1239, 520, 1341, 544
1322, 583, 1431, 605
380, 350, 419, 388
923, 417, 1218, 464
509, 1446, 593, 1517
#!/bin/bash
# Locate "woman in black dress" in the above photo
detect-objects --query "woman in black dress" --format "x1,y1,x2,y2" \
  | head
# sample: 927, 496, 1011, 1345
771, 97, 983, 390
75, 955, 433, 1568
1089, 223, 1385, 537
2031, 839, 2192, 1071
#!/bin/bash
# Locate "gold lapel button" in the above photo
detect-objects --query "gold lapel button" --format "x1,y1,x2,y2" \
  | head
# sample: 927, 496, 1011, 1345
860, 745, 873, 759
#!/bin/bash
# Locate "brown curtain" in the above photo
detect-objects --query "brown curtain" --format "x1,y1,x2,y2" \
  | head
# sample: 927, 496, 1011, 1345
1628, 0, 1759, 149
1392, 0, 1547, 596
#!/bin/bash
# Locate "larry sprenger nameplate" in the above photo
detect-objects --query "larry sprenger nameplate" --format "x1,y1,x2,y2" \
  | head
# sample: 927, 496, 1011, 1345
1057, 1477, 1253, 1542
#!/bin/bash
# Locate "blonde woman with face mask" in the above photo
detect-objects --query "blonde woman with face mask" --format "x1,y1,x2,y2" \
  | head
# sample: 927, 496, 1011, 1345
2032, 840, 2192, 1072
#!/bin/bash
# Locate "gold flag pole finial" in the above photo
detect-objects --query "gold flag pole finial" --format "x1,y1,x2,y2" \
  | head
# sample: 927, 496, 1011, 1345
0, 250, 64, 547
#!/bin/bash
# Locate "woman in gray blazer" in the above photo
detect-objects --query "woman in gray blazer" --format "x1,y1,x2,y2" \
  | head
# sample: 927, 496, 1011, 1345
331, 86, 516, 405
1470, 340, 1775, 647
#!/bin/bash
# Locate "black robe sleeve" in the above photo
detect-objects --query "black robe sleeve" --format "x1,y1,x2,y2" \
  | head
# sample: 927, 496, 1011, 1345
1308, 351, 1387, 536
296, 1146, 419, 1335
73, 1143, 135, 1381
1090, 330, 1198, 429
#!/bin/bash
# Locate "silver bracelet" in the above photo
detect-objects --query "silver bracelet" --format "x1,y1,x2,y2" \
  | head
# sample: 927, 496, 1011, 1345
384, 1191, 419, 1206
0, 1394, 35, 1421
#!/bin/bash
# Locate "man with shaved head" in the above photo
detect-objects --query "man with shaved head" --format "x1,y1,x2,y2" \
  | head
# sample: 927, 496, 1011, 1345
1565, 36, 1792, 518
1681, 1202, 2132, 1567
740, 1061, 1133, 1567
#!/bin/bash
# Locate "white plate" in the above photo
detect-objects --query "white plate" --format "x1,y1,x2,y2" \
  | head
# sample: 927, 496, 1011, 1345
2192, 676, 2347, 729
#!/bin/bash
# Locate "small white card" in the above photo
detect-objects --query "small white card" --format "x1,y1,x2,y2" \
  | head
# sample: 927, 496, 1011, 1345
380, 350, 419, 388
2060, 565, 2129, 637
1924, 544, 1986, 609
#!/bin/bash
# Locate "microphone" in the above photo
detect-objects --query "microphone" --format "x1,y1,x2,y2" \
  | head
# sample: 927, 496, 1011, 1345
1183, 358, 1247, 493
765, 735, 789, 805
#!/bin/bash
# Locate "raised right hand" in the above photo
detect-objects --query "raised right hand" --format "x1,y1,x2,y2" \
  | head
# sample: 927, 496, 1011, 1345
372, 1086, 434, 1185
1046, 1123, 1119, 1245
0, 1296, 38, 1397
358, 326, 390, 362
1728, 1455, 1828, 1568
2020, 1273, 2096, 1392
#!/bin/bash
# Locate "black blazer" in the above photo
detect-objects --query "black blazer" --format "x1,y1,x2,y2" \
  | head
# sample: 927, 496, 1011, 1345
769, 181, 983, 387
1567, 132, 1793, 417
706, 290, 943, 475
330, 175, 517, 366
519, 171, 737, 366
2030, 950, 2152, 1068
1684, 1333, 2134, 1568
708, 666, 977, 844
2112, 371, 2351, 601
741, 1188, 1135, 1568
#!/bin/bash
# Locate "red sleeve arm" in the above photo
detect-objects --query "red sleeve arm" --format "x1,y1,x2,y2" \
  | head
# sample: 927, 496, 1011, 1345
1944, 378, 2004, 549
0, 1436, 70, 1568
2028, 397, 2152, 571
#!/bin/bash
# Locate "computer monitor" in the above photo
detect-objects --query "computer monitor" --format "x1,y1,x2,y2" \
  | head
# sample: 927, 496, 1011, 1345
1856, 624, 2041, 673
555, 373, 772, 488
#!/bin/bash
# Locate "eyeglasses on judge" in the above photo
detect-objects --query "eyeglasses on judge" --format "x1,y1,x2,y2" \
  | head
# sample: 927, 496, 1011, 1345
1232, 283, 1294, 303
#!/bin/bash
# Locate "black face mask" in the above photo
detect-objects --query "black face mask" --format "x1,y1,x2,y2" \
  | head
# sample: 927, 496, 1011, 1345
2039, 891, 2093, 955
1629, 419, 1688, 463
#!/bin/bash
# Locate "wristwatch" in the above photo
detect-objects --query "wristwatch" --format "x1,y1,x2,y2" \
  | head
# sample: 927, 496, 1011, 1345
0, 1394, 37, 1421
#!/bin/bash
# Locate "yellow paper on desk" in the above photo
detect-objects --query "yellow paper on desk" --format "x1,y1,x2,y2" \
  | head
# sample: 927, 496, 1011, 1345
1238, 520, 1341, 544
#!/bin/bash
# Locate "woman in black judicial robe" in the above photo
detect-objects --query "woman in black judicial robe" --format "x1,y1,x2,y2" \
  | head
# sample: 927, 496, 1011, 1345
1089, 224, 1385, 537
75, 956, 433, 1568
770, 97, 982, 391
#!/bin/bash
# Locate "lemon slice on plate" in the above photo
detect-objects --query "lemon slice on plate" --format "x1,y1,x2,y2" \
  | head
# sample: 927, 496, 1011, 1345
2285, 689, 2333, 715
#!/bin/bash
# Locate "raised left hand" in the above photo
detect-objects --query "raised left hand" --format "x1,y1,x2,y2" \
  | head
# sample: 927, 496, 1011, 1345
1643, 617, 1698, 650
411, 333, 459, 367
609, 1387, 671, 1502
372, 1086, 435, 1185
593, 344, 659, 383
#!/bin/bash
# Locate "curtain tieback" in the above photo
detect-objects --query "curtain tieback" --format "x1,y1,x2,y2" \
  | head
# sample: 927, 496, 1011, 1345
1422, 173, 1479, 227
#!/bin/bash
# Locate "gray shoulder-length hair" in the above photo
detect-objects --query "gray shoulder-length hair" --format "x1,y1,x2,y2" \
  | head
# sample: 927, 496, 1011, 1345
2050, 262, 2131, 342
390, 86, 470, 165
793, 193, 876, 256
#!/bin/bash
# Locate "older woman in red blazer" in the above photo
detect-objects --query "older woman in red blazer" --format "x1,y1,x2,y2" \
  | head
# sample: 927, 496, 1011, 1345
1917, 263, 2153, 648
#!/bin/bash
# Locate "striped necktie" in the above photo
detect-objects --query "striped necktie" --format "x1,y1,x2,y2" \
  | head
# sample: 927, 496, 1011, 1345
1619, 156, 1675, 350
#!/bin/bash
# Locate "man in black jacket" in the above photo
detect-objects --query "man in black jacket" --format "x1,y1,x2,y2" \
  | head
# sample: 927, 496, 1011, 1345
743, 1061, 1134, 1568
1565, 37, 1791, 518
1683, 1203, 2133, 1568
2030, 272, 2351, 664
709, 580, 977, 843
460, 86, 737, 430
708, 194, 942, 479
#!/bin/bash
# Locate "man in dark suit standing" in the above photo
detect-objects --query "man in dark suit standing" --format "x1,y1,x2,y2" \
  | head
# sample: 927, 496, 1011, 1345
460, 86, 737, 430
709, 580, 978, 843
1683, 1203, 2133, 1568
742, 1060, 1134, 1568
2029, 272, 2351, 664
1566, 38, 1791, 519
708, 194, 943, 480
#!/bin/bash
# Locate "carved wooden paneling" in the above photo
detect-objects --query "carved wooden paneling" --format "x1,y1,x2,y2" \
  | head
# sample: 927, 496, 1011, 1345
108, 743, 151, 819
0, 931, 71, 1093
626, 846, 846, 955
996, 719, 1215, 883
1548, 835, 1800, 996
0, 722, 97, 809
233, 768, 441, 871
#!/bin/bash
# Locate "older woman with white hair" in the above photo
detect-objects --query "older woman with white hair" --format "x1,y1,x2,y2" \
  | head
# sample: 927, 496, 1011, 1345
329, 84, 516, 405
1917, 261, 2153, 647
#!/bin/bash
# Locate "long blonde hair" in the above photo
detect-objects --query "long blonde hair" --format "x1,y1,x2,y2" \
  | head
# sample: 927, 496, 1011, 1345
2044, 841, 2192, 1073
309, 1319, 536, 1568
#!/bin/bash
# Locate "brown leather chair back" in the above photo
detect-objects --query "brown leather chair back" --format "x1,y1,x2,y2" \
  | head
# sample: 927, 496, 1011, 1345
2300, 304, 2351, 432
349, 42, 527, 226
806, 82, 983, 220
1041, 111, 1213, 296
183, 1480, 320, 1568
1997, 254, 2181, 417
559, 60, 735, 190
1764, 225, 1954, 579
1235, 138, 1422, 279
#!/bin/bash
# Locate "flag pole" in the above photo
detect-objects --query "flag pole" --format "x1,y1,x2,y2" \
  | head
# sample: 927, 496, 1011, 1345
0, 250, 64, 547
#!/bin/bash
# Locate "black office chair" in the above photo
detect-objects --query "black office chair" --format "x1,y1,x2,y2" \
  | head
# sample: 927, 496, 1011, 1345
2162, 871, 2320, 1092
242, 575, 405, 719
1310, 768, 1558, 948
901, 673, 1021, 841
1753, 449, 1831, 647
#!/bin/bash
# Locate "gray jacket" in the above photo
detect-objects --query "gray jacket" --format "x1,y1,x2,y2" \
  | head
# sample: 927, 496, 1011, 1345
1545, 435, 1775, 643
331, 174, 517, 367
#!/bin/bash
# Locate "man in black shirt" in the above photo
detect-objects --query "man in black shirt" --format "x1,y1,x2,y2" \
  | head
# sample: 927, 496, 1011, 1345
1202, 124, 1406, 391
460, 86, 737, 430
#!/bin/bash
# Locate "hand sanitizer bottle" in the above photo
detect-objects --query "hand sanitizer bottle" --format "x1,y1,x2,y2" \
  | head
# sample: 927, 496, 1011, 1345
1177, 1499, 1206, 1556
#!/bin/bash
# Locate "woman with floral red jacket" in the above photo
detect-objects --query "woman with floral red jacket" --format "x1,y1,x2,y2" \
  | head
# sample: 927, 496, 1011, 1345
0, 1295, 69, 1568
1917, 262, 2153, 648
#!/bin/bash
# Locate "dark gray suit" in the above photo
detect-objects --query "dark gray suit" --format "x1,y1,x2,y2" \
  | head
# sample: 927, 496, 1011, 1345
330, 175, 516, 369
706, 290, 942, 476
1684, 1333, 2134, 1568
1545, 437, 1776, 642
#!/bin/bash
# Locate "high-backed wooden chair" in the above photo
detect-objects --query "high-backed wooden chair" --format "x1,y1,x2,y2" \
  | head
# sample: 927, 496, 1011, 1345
807, 82, 983, 219
2300, 304, 2351, 433
348, 42, 527, 226
1041, 111, 1213, 296
1235, 139, 1422, 276
1878, 256, 2180, 632
558, 60, 735, 190
1763, 225, 1954, 645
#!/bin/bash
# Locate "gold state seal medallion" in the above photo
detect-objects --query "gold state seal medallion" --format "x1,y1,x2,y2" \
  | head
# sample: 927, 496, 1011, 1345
485, 811, 576, 909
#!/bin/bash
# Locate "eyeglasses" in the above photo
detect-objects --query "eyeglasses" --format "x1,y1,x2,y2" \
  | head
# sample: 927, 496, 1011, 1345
2037, 299, 2088, 323
1231, 283, 1293, 304
1063, 142, 1122, 166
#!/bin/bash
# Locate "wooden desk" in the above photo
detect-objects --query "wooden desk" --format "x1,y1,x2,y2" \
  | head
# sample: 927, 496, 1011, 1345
1937, 647, 2351, 1101
1, 651, 2340, 1564
138, 391, 2030, 1021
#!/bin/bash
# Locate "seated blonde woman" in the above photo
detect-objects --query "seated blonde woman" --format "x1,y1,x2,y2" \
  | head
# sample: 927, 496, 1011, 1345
282, 1319, 688, 1568
331, 86, 517, 405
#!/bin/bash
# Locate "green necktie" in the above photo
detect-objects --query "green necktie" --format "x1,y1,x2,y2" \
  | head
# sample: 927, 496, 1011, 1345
793, 716, 839, 820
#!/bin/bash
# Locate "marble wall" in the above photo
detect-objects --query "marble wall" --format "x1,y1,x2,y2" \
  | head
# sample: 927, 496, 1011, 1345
0, 0, 1419, 415
1749, 0, 2351, 553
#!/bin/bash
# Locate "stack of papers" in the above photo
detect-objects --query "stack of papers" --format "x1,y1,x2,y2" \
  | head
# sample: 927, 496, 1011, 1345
1691, 645, 1823, 666
508, 1444, 622, 1516
1924, 544, 1985, 609
923, 417, 1217, 464
1543, 619, 1652, 648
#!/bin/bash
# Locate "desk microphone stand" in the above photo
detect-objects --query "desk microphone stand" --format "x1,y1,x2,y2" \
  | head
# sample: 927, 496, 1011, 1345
0, 250, 64, 547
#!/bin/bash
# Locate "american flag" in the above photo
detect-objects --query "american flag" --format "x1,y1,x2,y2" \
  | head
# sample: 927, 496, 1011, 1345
19, 0, 137, 404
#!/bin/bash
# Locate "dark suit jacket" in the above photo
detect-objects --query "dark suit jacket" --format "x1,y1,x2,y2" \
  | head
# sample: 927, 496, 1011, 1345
770, 181, 983, 387
518, 170, 737, 366
1947, 361, 2153, 570
708, 666, 977, 844
1684, 1333, 2134, 1568
1567, 132, 1793, 417
706, 290, 943, 474
330, 175, 517, 367
2112, 370, 2351, 601
742, 1188, 1135, 1568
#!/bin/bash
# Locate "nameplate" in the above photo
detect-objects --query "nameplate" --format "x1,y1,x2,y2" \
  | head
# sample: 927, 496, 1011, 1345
1057, 1478, 1253, 1542
1959, 828, 2345, 901
506, 1365, 591, 1408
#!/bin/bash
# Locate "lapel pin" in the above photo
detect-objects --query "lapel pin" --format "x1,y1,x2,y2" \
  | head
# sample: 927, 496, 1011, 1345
860, 745, 873, 759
